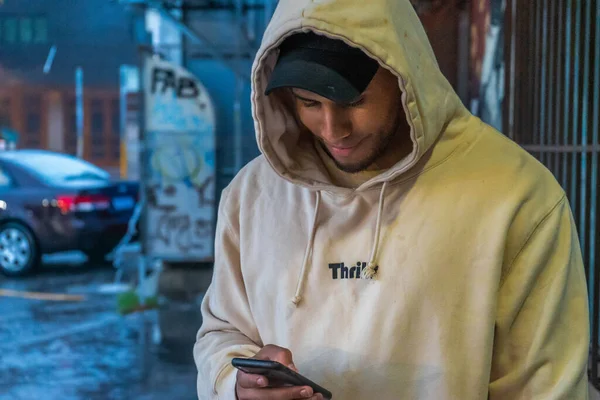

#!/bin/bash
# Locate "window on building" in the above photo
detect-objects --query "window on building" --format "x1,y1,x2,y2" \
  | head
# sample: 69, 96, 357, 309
4, 18, 17, 43
91, 114, 104, 137
24, 96, 41, 132
110, 99, 120, 160
24, 119, 41, 147
26, 113, 40, 133
33, 17, 47, 43
69, 112, 77, 135
112, 139, 120, 160
111, 99, 120, 134
91, 99, 105, 159
24, 138, 41, 148
23, 95, 42, 148
0, 15, 47, 44
63, 98, 77, 155
20, 17, 32, 43
0, 99, 11, 128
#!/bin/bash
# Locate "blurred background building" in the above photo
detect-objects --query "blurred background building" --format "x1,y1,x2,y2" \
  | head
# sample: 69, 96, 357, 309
0, 0, 136, 175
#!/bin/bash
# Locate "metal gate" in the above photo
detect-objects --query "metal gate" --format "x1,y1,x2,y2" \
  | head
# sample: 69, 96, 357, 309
504, 0, 600, 387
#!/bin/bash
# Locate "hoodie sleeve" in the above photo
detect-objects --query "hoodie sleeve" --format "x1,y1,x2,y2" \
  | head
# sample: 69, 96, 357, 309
489, 195, 590, 399
194, 187, 262, 399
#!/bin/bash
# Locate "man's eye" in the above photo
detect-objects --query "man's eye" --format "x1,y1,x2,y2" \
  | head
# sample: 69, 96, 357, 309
346, 98, 365, 108
302, 101, 319, 108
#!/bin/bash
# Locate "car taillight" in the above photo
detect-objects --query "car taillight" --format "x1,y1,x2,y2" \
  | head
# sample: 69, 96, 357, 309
56, 194, 111, 213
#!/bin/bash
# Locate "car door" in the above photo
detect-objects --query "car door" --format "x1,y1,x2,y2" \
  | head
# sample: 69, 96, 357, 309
0, 160, 48, 236
0, 161, 20, 222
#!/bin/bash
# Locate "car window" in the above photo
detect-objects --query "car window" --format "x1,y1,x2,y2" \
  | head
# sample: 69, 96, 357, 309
0, 166, 13, 188
4, 152, 110, 183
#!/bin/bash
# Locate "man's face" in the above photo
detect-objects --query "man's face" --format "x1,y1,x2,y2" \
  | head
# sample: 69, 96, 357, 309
291, 67, 405, 173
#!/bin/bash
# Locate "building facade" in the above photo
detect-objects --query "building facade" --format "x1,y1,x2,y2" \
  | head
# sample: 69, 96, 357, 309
0, 0, 137, 175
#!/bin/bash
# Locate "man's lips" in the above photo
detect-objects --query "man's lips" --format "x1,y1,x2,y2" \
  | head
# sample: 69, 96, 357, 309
325, 139, 364, 158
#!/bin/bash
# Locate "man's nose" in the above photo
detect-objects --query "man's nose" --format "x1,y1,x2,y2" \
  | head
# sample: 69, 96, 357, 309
320, 108, 351, 143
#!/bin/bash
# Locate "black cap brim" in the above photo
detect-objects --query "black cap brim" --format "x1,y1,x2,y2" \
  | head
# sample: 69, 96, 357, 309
264, 47, 378, 104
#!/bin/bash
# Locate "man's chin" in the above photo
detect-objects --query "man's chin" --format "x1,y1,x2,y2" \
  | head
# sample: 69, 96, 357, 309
331, 157, 374, 174
319, 142, 377, 173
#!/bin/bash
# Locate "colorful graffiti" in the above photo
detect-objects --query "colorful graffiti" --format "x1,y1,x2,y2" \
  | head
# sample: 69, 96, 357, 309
143, 57, 216, 261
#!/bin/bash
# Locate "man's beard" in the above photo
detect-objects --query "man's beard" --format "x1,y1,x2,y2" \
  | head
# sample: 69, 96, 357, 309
318, 120, 399, 174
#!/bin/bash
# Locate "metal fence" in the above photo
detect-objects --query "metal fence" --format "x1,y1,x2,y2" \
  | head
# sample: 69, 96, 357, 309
503, 0, 600, 387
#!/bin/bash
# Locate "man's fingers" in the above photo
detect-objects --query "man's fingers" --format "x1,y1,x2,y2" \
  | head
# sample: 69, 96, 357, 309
258, 345, 296, 368
236, 370, 269, 389
238, 385, 314, 400
261, 356, 296, 372
271, 347, 293, 363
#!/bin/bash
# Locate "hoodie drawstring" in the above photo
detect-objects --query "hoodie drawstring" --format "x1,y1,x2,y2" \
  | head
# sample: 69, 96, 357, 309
292, 191, 321, 306
291, 182, 388, 306
362, 181, 388, 280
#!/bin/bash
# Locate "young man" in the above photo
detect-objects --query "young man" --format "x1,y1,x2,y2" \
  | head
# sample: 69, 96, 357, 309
195, 0, 590, 399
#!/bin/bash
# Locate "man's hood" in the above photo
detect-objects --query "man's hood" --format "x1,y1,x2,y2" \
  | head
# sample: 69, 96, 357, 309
251, 0, 469, 192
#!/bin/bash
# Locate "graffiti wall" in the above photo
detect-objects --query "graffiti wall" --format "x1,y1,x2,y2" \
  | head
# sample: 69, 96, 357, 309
144, 57, 216, 262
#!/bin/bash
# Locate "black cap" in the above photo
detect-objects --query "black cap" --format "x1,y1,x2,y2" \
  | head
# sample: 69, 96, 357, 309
264, 32, 379, 103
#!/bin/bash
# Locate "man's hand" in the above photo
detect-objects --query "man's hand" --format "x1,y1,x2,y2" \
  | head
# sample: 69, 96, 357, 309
235, 344, 324, 400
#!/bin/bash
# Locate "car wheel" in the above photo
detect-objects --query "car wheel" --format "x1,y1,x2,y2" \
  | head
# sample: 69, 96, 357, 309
0, 222, 40, 277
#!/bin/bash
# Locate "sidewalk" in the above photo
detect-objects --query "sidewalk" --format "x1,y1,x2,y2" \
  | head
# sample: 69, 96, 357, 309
0, 267, 199, 400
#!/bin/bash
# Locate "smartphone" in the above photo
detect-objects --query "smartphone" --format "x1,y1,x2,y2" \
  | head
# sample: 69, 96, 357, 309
231, 357, 333, 399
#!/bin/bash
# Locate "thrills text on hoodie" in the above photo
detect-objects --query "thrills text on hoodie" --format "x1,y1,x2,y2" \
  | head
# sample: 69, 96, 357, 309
329, 262, 374, 279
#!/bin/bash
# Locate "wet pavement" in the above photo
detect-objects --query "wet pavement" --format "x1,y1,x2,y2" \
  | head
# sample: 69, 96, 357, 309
0, 253, 200, 400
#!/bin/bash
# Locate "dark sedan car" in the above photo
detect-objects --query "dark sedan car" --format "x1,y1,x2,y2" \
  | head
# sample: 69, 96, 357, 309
0, 150, 138, 276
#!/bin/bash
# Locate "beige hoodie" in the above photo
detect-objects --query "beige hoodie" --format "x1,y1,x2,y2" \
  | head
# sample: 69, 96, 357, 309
195, 0, 590, 398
